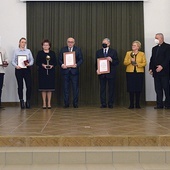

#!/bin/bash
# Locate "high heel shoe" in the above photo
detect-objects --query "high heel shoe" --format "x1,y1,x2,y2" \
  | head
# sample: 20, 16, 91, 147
26, 100, 31, 109
20, 100, 25, 109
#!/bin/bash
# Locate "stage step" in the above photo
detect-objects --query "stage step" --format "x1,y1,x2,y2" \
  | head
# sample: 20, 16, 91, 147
0, 147, 170, 165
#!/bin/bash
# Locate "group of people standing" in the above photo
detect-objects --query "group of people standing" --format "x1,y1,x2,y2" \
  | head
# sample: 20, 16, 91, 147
0, 33, 169, 110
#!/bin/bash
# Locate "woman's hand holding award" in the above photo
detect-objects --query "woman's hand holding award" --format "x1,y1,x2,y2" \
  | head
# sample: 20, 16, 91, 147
46, 55, 51, 75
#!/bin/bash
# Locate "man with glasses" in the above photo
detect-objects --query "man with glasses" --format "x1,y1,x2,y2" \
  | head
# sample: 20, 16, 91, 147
59, 37, 83, 108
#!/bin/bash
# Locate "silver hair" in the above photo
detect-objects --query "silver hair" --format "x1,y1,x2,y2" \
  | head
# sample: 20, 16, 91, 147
103, 38, 110, 43
156, 33, 164, 39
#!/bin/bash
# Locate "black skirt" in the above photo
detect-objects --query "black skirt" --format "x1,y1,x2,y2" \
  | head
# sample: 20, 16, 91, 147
38, 68, 55, 91
126, 72, 144, 92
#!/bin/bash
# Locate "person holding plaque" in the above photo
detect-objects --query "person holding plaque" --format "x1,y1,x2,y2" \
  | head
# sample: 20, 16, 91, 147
0, 47, 8, 108
96, 38, 119, 108
59, 37, 83, 108
11, 37, 34, 109
36, 39, 57, 109
124, 41, 146, 109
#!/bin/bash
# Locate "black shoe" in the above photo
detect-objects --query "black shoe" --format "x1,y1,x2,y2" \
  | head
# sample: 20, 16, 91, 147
128, 106, 134, 109
20, 100, 25, 109
25, 101, 30, 109
47, 107, 51, 109
154, 106, 163, 109
0, 105, 5, 110
164, 106, 170, 109
135, 105, 141, 109
64, 105, 69, 108
73, 105, 78, 108
100, 105, 107, 108
108, 105, 113, 109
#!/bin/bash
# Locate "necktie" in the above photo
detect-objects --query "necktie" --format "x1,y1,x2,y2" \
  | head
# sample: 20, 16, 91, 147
104, 49, 107, 57
69, 48, 72, 52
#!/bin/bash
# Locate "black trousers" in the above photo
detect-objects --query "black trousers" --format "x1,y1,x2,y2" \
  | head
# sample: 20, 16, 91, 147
15, 68, 32, 100
63, 72, 79, 106
0, 73, 4, 104
154, 75, 170, 107
99, 76, 115, 106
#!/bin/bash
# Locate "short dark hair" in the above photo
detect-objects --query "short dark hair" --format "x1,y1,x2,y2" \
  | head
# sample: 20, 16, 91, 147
41, 39, 51, 48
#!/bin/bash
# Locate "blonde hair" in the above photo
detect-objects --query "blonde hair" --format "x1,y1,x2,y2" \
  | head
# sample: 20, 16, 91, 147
132, 40, 141, 49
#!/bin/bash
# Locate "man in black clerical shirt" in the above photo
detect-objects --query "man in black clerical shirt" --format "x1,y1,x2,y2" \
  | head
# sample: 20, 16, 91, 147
149, 33, 170, 109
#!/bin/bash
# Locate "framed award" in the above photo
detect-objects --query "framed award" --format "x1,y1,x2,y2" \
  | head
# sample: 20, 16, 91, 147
17, 55, 27, 68
97, 58, 110, 74
63, 51, 76, 67
0, 52, 3, 66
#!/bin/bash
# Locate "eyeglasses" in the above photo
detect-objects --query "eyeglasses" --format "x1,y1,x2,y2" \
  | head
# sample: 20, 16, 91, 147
67, 41, 74, 43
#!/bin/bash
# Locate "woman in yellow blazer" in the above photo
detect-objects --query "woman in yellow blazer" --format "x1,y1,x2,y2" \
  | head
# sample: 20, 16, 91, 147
124, 41, 147, 109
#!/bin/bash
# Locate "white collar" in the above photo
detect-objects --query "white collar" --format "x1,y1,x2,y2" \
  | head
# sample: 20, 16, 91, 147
103, 47, 109, 52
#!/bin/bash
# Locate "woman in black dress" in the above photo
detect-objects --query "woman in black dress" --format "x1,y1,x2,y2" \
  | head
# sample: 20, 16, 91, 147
36, 40, 57, 109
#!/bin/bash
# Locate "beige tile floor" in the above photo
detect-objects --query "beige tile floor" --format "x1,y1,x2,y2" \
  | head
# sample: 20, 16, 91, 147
0, 106, 170, 168
0, 106, 170, 146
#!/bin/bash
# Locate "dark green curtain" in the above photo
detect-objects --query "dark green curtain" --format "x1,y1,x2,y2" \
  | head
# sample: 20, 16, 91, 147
27, 1, 145, 106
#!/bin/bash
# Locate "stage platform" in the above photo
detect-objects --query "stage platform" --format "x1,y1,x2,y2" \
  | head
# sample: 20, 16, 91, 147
0, 106, 170, 147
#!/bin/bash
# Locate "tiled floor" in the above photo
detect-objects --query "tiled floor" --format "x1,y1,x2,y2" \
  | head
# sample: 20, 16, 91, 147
0, 106, 170, 169
0, 106, 170, 146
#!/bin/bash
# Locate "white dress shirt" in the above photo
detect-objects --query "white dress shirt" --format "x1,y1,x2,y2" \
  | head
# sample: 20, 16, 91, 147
11, 48, 34, 68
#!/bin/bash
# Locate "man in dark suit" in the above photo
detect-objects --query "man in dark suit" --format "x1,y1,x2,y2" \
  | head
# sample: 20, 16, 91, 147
96, 38, 119, 108
59, 37, 83, 108
149, 33, 170, 109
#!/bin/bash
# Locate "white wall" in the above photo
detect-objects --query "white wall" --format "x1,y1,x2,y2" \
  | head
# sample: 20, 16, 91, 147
0, 0, 26, 102
144, 0, 170, 101
0, 0, 169, 102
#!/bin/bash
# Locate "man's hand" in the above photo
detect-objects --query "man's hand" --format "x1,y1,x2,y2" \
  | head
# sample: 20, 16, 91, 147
149, 69, 153, 75
72, 64, 77, 68
156, 65, 163, 72
106, 56, 112, 62
61, 64, 67, 69
96, 70, 101, 75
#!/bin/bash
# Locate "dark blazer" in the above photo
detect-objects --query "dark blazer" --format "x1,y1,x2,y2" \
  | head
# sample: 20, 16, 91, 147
59, 46, 83, 75
149, 42, 170, 77
96, 48, 119, 78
